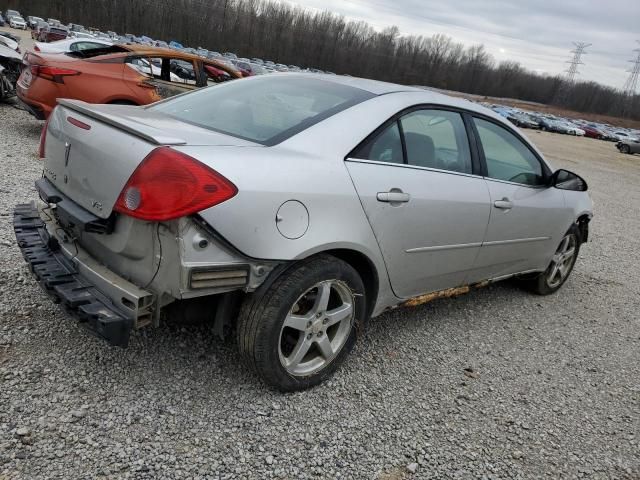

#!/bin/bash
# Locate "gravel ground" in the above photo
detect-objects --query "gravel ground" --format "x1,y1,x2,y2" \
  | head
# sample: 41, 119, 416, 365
0, 100, 639, 480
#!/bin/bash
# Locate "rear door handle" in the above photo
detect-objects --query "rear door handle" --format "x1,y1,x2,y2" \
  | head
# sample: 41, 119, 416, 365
494, 198, 513, 210
377, 191, 411, 203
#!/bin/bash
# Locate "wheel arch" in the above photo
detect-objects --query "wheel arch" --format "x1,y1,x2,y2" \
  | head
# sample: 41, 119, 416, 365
322, 248, 379, 318
260, 247, 381, 320
576, 213, 591, 243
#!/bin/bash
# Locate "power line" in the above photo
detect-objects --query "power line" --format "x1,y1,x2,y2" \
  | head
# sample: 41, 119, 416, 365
622, 40, 640, 96
565, 42, 592, 83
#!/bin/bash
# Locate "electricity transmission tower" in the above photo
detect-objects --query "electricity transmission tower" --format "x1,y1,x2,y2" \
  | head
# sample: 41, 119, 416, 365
565, 42, 592, 82
554, 42, 591, 104
622, 41, 640, 96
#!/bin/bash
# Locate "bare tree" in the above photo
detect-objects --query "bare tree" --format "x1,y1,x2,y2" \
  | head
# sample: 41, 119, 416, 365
6, 0, 638, 119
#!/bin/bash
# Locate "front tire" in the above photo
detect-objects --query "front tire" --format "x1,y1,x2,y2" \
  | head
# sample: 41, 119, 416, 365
522, 227, 580, 295
237, 255, 366, 391
620, 144, 631, 154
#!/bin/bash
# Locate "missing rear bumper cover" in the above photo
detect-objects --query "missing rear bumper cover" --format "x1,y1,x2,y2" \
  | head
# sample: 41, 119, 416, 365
14, 202, 134, 347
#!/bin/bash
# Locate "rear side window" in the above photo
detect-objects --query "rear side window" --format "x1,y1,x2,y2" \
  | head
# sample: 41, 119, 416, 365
474, 118, 544, 186
351, 108, 472, 175
151, 76, 374, 145
203, 64, 233, 84
170, 59, 197, 84
351, 122, 403, 164
400, 110, 472, 173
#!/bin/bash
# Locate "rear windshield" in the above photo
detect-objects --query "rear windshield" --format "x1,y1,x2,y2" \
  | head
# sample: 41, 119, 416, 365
149, 75, 375, 145
66, 45, 128, 58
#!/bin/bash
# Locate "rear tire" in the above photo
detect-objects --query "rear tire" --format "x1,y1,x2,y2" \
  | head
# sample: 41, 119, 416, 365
236, 254, 366, 391
521, 226, 580, 295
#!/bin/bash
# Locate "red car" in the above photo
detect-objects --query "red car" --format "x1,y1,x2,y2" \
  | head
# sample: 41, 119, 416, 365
580, 125, 604, 139
37, 25, 68, 42
17, 45, 241, 120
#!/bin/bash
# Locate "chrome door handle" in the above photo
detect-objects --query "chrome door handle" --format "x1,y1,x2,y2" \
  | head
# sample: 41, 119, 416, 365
494, 198, 513, 210
377, 191, 411, 203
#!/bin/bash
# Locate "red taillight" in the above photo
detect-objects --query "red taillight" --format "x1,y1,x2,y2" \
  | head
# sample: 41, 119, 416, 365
39, 116, 51, 159
31, 65, 80, 83
34, 45, 40, 51
114, 147, 238, 221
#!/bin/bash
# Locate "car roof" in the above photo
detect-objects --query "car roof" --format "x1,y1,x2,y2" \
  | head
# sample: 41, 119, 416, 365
281, 73, 499, 117
287, 73, 420, 95
61, 44, 243, 77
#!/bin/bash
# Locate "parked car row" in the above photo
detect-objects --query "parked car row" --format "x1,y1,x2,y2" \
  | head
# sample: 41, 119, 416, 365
2, 9, 26, 30
485, 103, 640, 150
4, 8, 336, 76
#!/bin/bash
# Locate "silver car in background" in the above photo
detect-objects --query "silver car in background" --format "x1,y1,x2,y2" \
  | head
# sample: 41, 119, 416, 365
14, 75, 592, 391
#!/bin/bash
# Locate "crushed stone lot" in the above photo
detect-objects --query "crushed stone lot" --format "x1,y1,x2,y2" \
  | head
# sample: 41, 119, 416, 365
0, 100, 639, 479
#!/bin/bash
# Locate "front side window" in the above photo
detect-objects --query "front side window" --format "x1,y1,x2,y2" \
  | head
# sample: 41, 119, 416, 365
474, 118, 545, 186
400, 109, 472, 173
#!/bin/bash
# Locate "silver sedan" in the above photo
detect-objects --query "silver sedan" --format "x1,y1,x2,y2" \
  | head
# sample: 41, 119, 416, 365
15, 74, 593, 391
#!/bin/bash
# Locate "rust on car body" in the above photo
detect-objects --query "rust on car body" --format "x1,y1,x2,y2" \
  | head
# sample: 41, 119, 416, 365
402, 280, 491, 308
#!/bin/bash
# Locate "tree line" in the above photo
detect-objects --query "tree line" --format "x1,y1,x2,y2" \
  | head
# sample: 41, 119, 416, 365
6, 0, 639, 120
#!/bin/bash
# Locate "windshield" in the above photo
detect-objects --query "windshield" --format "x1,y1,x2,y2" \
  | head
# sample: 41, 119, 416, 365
150, 75, 374, 145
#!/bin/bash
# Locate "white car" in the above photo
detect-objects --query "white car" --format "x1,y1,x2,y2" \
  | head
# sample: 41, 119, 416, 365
9, 16, 27, 29
68, 31, 96, 40
0, 35, 19, 52
33, 38, 112, 54
611, 131, 639, 142
126, 57, 182, 82
563, 123, 585, 136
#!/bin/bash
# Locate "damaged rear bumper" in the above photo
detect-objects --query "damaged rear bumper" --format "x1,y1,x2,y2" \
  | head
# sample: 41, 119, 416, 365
13, 202, 154, 347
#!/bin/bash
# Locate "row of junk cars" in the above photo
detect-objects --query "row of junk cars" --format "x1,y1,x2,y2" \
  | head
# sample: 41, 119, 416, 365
1, 8, 639, 155
485, 104, 640, 154
1, 9, 334, 75
0, 9, 339, 120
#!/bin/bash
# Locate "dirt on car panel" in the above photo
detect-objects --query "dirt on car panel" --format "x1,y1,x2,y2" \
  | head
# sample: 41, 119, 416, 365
402, 281, 490, 308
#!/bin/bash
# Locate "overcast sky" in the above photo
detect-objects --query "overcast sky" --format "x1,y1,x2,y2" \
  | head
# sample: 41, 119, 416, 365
280, 0, 639, 90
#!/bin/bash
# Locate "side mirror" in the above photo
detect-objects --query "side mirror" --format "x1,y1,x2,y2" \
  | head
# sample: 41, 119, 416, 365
550, 169, 588, 192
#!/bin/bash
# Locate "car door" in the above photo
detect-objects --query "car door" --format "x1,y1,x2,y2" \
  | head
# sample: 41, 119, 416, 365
469, 116, 573, 281
346, 108, 491, 299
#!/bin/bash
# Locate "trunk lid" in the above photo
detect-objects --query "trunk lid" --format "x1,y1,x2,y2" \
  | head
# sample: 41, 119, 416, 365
44, 100, 259, 219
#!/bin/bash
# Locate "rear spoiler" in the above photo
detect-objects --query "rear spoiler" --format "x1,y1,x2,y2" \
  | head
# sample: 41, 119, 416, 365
56, 99, 188, 145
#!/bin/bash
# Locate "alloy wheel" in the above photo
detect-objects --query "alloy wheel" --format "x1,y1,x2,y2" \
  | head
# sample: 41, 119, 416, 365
546, 234, 577, 288
278, 280, 354, 376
